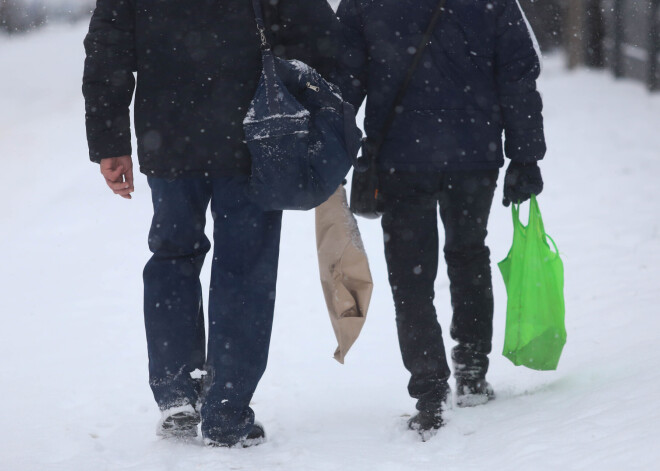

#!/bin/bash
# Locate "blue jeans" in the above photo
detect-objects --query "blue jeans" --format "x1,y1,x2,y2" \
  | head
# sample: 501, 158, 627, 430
143, 176, 282, 445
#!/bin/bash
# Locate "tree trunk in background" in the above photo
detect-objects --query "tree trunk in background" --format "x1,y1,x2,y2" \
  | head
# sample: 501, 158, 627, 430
518, 0, 564, 51
0, 1, 9, 32
584, 0, 605, 68
565, 0, 585, 69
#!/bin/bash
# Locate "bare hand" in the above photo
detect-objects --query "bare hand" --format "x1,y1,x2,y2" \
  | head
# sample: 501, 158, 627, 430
100, 155, 134, 199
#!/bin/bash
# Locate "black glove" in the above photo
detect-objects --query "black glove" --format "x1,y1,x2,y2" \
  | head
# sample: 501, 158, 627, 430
503, 161, 543, 207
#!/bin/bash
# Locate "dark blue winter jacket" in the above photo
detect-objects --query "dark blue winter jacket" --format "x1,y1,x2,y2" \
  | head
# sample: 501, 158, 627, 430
336, 0, 546, 172
83, 0, 342, 178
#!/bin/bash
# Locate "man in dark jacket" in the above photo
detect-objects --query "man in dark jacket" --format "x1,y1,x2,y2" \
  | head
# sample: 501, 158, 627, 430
83, 0, 342, 447
337, 0, 546, 435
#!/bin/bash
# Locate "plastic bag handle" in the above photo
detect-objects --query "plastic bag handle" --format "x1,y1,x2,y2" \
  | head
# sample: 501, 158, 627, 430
511, 195, 543, 228
529, 195, 547, 236
513, 196, 558, 254
511, 202, 522, 229
545, 233, 559, 254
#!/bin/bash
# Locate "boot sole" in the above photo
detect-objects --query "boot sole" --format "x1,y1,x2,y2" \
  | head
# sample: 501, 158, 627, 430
158, 411, 201, 439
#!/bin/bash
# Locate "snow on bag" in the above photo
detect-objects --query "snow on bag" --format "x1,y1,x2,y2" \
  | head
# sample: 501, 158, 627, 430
498, 195, 566, 370
243, 0, 362, 211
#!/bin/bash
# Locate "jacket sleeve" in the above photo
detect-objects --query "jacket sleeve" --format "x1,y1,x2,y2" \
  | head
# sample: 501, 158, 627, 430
336, 0, 368, 109
273, 0, 343, 82
495, 0, 546, 163
82, 0, 136, 163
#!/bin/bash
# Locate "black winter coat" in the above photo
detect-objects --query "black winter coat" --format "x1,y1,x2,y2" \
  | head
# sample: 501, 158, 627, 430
337, 0, 546, 172
83, 0, 342, 177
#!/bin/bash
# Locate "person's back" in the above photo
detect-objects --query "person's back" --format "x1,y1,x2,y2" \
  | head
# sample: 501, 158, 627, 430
338, 0, 545, 172
84, 0, 341, 177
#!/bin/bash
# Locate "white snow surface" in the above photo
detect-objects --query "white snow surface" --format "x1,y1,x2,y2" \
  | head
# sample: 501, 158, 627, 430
1, 23, 660, 471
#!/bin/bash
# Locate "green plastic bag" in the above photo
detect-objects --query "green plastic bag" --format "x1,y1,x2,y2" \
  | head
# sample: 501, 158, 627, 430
498, 195, 566, 370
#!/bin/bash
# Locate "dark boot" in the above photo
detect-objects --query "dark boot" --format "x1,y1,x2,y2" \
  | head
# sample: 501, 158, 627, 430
241, 422, 266, 447
455, 378, 495, 408
452, 342, 493, 407
408, 409, 444, 433
407, 384, 451, 440
205, 422, 266, 448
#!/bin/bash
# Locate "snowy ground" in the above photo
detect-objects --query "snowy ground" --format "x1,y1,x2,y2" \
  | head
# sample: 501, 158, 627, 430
1, 22, 660, 471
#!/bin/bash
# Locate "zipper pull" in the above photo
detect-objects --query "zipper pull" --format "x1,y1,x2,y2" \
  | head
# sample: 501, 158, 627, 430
306, 82, 320, 92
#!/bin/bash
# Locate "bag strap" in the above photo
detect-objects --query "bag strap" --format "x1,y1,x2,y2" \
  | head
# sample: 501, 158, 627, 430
252, 0, 271, 50
250, 0, 283, 114
369, 0, 447, 160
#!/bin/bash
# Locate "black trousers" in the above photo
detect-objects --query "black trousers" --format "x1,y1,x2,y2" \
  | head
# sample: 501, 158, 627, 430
379, 169, 498, 412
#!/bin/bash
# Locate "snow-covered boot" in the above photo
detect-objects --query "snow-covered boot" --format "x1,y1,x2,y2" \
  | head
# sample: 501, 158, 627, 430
407, 381, 452, 440
408, 409, 444, 434
241, 422, 266, 448
204, 421, 266, 448
157, 404, 200, 439
455, 378, 495, 407
408, 391, 452, 441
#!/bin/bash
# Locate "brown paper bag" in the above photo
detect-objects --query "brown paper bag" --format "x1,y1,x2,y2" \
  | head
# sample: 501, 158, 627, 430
315, 185, 373, 363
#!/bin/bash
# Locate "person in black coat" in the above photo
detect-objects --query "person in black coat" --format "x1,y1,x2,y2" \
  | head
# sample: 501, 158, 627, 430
83, 0, 342, 447
337, 0, 546, 435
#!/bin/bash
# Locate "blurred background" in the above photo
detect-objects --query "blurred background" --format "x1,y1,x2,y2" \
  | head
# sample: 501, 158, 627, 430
0, 0, 91, 32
